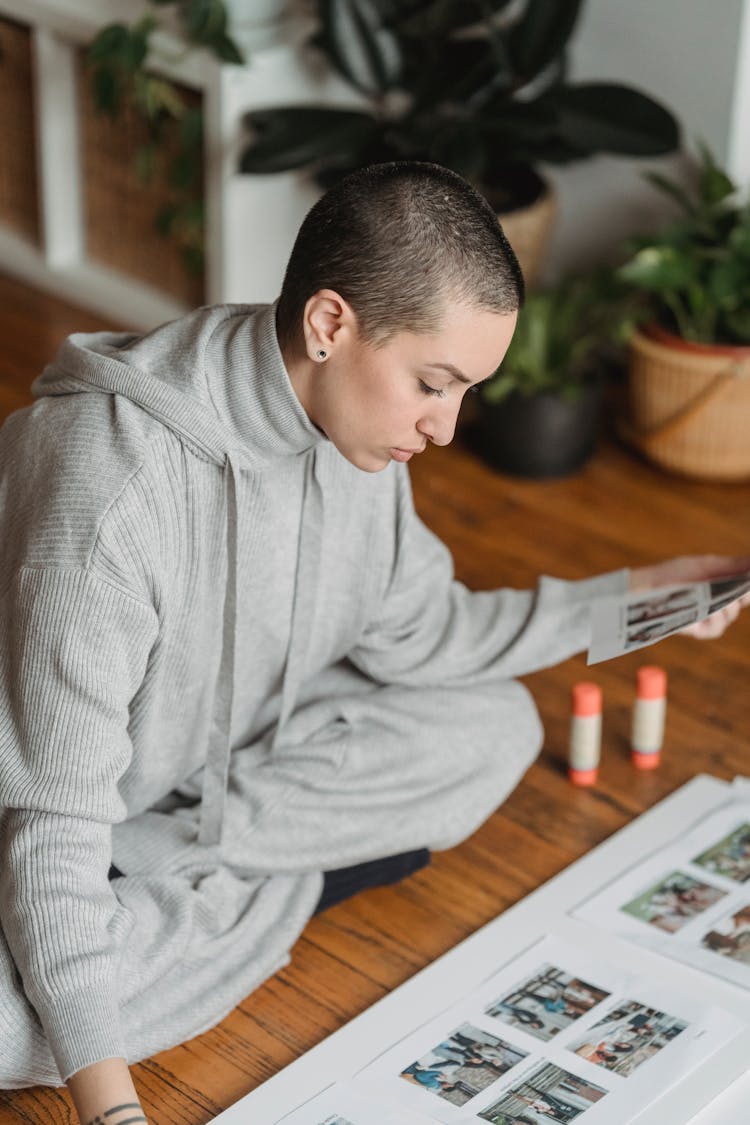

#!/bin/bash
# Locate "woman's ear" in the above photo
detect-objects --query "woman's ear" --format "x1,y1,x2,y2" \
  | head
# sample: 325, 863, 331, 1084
303, 290, 355, 362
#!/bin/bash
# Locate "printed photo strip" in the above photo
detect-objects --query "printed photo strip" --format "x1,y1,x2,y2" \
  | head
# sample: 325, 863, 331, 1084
484, 963, 610, 1043
400, 1022, 527, 1108
477, 1061, 607, 1124
566, 999, 687, 1078
620, 871, 727, 934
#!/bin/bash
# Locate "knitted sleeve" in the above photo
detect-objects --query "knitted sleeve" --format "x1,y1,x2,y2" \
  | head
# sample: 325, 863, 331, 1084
0, 566, 158, 1081
349, 467, 628, 687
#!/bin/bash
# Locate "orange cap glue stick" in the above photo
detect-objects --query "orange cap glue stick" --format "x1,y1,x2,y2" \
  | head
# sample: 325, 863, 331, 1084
568, 682, 602, 787
631, 665, 667, 769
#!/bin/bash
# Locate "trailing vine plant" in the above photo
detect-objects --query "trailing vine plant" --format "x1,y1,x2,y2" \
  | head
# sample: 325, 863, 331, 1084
87, 1, 244, 278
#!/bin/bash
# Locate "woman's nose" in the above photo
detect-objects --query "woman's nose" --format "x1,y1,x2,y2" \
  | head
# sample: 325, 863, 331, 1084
418, 402, 460, 448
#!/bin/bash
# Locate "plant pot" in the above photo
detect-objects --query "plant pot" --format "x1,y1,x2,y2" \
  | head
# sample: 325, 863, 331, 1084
470, 382, 602, 479
225, 0, 315, 51
484, 170, 557, 290
624, 326, 750, 481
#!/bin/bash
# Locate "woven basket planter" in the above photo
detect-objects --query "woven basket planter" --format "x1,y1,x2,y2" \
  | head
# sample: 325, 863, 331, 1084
625, 326, 750, 482
496, 179, 557, 290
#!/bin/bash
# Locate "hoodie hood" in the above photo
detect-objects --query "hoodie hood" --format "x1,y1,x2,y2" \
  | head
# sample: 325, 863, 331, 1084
32, 302, 327, 848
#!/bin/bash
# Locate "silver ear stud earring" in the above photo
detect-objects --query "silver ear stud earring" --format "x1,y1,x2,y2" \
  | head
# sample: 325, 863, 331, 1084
316, 349, 328, 360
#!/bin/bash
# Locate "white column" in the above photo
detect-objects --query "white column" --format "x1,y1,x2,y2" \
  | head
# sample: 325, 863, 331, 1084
32, 25, 84, 268
727, 0, 750, 184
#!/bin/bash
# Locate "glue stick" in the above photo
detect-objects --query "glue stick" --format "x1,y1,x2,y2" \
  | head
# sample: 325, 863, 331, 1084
568, 682, 602, 787
631, 665, 667, 769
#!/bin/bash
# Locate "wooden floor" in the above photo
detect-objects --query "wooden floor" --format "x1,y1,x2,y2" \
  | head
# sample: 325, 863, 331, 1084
0, 274, 749, 1123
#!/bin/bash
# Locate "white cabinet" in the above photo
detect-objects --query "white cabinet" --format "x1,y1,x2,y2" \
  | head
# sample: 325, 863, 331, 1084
0, 0, 348, 328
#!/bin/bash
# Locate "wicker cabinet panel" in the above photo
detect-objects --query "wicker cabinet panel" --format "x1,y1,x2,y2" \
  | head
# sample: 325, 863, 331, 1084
0, 18, 40, 245
77, 52, 205, 308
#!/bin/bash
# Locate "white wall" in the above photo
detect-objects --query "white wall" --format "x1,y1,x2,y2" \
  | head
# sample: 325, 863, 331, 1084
542, 0, 748, 282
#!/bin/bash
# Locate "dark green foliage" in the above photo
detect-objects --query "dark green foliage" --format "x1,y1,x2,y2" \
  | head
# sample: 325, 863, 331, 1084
240, 0, 680, 199
87, 2, 244, 277
618, 145, 750, 344
481, 271, 636, 402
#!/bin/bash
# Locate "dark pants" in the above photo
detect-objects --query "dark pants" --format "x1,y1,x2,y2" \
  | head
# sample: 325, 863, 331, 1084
108, 847, 431, 913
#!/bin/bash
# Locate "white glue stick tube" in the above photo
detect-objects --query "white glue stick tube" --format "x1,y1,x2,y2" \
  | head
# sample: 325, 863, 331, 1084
631, 665, 667, 770
568, 682, 602, 787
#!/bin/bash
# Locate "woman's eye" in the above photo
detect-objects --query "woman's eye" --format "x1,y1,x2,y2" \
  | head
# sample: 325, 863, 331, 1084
419, 380, 447, 398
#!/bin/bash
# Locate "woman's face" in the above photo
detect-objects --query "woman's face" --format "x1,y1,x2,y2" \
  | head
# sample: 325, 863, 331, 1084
291, 294, 518, 473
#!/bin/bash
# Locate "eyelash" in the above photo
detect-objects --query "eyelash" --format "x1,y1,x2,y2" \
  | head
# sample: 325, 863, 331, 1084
419, 380, 447, 399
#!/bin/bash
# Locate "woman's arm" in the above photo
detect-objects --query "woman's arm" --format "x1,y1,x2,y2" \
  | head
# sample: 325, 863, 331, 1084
67, 1058, 147, 1125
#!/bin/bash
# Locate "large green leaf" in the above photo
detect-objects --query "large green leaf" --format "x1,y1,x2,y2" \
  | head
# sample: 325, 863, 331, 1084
507, 0, 585, 81
240, 107, 376, 173
319, 0, 402, 94
408, 37, 511, 109
553, 83, 679, 156
618, 246, 699, 291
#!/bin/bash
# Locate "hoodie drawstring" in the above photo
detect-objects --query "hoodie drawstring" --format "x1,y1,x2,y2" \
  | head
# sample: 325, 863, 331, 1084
198, 454, 239, 845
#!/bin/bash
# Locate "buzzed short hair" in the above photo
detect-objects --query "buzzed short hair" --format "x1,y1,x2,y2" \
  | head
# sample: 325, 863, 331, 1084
275, 161, 524, 349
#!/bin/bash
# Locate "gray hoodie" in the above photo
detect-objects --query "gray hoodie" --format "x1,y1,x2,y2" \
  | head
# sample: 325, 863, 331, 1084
0, 303, 626, 1082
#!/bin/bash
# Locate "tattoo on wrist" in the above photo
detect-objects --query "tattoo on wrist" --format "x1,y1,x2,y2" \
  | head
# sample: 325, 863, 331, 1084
84, 1105, 146, 1125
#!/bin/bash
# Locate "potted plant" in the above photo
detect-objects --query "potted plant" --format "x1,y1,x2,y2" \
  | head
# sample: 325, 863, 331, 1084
616, 145, 750, 481
86, 1, 244, 278
239, 0, 680, 286
470, 271, 631, 478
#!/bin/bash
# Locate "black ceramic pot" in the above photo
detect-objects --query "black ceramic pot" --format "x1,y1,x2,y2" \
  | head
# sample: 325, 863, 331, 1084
470, 381, 602, 479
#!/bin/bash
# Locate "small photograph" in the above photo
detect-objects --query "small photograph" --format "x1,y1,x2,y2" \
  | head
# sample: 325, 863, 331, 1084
708, 575, 750, 604
626, 588, 697, 626
625, 608, 698, 649
478, 1062, 607, 1124
485, 963, 610, 1042
701, 904, 750, 965
567, 999, 688, 1077
693, 823, 750, 883
620, 870, 727, 933
400, 1021, 528, 1108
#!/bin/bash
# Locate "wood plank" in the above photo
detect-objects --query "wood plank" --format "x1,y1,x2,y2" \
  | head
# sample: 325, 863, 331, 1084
0, 272, 748, 1124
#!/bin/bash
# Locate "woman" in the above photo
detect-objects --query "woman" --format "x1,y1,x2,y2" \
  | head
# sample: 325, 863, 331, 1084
0, 161, 747, 1125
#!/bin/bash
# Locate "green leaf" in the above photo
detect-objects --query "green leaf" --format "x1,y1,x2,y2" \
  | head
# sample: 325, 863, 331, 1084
553, 83, 680, 156
507, 0, 585, 82
91, 65, 120, 115
618, 246, 699, 291
213, 32, 244, 64
155, 203, 179, 236
87, 24, 130, 64
696, 142, 736, 207
135, 144, 156, 183
168, 150, 199, 191
240, 107, 376, 174
180, 107, 204, 149
320, 0, 402, 94
643, 171, 696, 214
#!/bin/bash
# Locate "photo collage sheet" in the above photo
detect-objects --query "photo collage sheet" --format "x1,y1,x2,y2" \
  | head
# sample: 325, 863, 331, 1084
574, 797, 750, 991
587, 570, 750, 664
280, 933, 743, 1125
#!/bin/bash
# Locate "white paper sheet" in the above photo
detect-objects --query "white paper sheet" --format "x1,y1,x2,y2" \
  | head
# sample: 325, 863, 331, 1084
573, 799, 750, 990
587, 572, 750, 664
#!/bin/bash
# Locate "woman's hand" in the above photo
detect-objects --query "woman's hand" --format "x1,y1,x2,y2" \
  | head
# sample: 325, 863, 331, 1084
67, 1058, 147, 1125
629, 554, 750, 640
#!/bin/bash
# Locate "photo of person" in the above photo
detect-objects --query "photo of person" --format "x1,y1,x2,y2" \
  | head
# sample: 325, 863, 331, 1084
478, 1062, 607, 1123
567, 999, 688, 1077
620, 871, 727, 933
485, 963, 610, 1042
693, 824, 750, 883
400, 1022, 527, 1107
625, 608, 698, 650
626, 588, 697, 626
701, 905, 750, 965
708, 574, 750, 605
